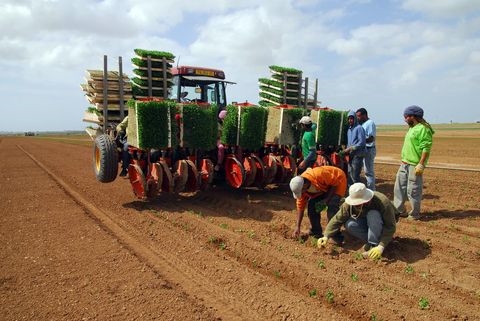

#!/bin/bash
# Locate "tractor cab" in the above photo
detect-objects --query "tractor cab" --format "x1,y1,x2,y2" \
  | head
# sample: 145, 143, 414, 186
171, 66, 235, 109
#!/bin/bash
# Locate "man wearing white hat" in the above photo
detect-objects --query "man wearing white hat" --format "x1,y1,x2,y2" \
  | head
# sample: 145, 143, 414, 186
318, 183, 398, 260
289, 166, 347, 241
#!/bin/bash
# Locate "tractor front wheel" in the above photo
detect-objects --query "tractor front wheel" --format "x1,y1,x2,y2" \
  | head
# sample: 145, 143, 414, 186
93, 134, 119, 183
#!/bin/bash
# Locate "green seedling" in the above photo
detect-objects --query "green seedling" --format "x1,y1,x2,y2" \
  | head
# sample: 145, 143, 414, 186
418, 297, 430, 310
351, 273, 359, 282
405, 264, 414, 274
248, 230, 256, 239
309, 289, 317, 298
354, 252, 364, 260
325, 290, 334, 303
370, 313, 383, 321
219, 242, 226, 250
219, 223, 228, 229
317, 260, 326, 269
274, 270, 281, 279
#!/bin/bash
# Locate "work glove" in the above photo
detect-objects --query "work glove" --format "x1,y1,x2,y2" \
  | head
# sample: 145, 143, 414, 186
317, 236, 329, 248
415, 164, 424, 176
367, 245, 385, 260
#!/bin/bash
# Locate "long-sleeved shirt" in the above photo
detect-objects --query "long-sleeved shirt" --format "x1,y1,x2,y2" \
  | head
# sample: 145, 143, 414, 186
401, 123, 434, 166
347, 124, 366, 156
116, 116, 129, 133
295, 166, 347, 212
323, 191, 397, 247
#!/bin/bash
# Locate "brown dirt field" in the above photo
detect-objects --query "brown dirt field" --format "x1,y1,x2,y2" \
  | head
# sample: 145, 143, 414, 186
1, 134, 479, 321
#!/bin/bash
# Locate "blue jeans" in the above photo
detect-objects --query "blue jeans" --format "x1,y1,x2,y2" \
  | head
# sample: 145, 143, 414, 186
307, 194, 341, 237
348, 154, 364, 186
393, 163, 423, 217
364, 147, 376, 190
344, 209, 383, 246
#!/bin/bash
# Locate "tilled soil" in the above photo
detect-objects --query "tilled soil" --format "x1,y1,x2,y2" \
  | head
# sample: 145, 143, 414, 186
1, 136, 479, 321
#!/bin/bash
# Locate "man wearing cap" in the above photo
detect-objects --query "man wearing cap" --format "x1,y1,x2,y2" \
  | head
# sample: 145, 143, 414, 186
289, 166, 347, 241
318, 183, 398, 260
356, 108, 376, 190
297, 116, 317, 175
393, 105, 434, 220
343, 110, 366, 186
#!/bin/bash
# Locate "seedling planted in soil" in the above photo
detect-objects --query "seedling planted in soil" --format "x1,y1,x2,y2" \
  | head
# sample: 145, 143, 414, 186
405, 264, 414, 274
325, 290, 334, 303
419, 297, 430, 310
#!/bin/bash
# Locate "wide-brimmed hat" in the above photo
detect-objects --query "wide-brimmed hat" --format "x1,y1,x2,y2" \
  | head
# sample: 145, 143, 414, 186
345, 183, 374, 206
289, 176, 304, 199
299, 116, 312, 125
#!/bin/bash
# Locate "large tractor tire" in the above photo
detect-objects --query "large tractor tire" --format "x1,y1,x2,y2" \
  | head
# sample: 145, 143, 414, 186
93, 134, 119, 183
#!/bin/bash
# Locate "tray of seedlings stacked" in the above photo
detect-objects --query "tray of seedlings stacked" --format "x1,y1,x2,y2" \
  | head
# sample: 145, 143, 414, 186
131, 48, 175, 100
220, 104, 269, 188
309, 108, 349, 148
81, 70, 132, 126
264, 105, 304, 146
258, 65, 302, 107
126, 99, 179, 149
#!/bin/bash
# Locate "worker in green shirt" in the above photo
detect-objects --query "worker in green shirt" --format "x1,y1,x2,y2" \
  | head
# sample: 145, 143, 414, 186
393, 105, 434, 220
297, 116, 317, 175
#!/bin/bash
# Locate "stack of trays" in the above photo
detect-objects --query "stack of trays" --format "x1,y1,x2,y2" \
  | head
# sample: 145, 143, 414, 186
221, 104, 268, 151
310, 108, 349, 147
258, 65, 302, 107
131, 48, 175, 99
81, 70, 132, 124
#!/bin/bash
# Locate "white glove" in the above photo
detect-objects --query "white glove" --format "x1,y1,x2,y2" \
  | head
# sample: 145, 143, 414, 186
317, 236, 329, 248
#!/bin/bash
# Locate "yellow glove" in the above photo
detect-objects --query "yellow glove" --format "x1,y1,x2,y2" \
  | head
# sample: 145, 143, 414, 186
317, 236, 329, 248
415, 164, 425, 176
368, 245, 385, 260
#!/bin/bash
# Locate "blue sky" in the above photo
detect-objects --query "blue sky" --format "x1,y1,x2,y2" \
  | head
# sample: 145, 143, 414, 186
1, 0, 480, 132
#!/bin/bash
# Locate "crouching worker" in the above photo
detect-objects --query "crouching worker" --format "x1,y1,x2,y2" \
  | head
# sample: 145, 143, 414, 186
116, 116, 130, 177
317, 183, 397, 260
289, 166, 347, 242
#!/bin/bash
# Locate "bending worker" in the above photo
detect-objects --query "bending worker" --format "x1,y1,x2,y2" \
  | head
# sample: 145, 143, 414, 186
289, 166, 347, 243
318, 183, 398, 260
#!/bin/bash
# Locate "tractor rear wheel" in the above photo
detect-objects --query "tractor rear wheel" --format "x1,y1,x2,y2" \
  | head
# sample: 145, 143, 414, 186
93, 134, 118, 183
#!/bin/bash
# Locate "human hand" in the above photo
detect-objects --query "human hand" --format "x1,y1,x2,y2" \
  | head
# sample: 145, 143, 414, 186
292, 228, 301, 239
415, 164, 424, 176
317, 236, 329, 248
367, 245, 384, 260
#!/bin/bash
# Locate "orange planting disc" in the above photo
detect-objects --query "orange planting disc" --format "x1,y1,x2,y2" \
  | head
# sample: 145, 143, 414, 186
243, 156, 257, 187
225, 156, 245, 189
262, 154, 277, 185
173, 160, 188, 193
159, 160, 174, 193
184, 160, 199, 192
250, 154, 265, 188
128, 164, 147, 199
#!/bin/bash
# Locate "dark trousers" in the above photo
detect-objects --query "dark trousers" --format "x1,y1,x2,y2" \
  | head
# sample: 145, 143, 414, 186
307, 193, 341, 237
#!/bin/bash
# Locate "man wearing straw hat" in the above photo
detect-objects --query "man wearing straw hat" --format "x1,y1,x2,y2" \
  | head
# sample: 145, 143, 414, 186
317, 183, 398, 260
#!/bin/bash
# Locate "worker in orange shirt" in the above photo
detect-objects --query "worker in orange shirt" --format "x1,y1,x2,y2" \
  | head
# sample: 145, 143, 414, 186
289, 166, 347, 243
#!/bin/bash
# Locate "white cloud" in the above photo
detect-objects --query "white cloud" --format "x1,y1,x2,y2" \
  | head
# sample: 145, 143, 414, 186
402, 0, 480, 17
1, 0, 480, 131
